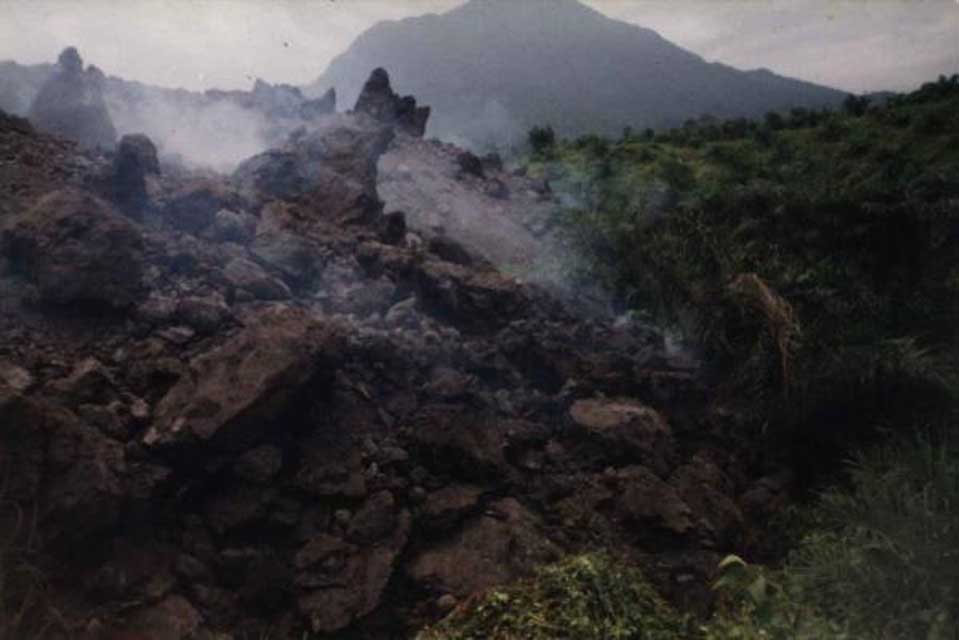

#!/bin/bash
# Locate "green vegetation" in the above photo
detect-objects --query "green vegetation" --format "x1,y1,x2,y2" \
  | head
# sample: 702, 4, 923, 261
528, 124, 557, 156
703, 554, 846, 639
445, 75, 959, 640
417, 554, 691, 640
421, 434, 958, 639
527, 75, 959, 460
705, 432, 959, 639
783, 432, 959, 638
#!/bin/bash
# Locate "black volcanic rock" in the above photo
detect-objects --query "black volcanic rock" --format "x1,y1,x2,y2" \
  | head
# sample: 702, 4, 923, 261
312, 0, 845, 145
235, 113, 394, 222
456, 150, 484, 178
0, 108, 33, 135
0, 84, 749, 640
1, 188, 143, 307
27, 47, 117, 149
354, 68, 430, 137
111, 133, 159, 216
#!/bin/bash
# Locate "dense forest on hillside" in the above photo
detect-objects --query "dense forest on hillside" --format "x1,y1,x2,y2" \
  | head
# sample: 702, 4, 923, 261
424, 75, 959, 639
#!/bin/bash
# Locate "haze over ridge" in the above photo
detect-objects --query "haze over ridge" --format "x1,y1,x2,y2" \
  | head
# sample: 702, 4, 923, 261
0, 0, 955, 95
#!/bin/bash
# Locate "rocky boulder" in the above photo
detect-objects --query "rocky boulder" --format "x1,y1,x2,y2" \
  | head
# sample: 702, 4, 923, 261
161, 181, 244, 235
204, 208, 258, 245
110, 133, 160, 217
568, 398, 676, 475
354, 68, 430, 137
456, 150, 484, 179
220, 257, 291, 301
669, 459, 745, 548
1, 188, 143, 308
145, 305, 343, 450
27, 47, 117, 149
415, 259, 527, 333
610, 465, 694, 538
1, 390, 127, 545
250, 201, 325, 287
235, 114, 393, 224
406, 498, 558, 597
297, 510, 411, 634
122, 594, 203, 640
379, 210, 407, 245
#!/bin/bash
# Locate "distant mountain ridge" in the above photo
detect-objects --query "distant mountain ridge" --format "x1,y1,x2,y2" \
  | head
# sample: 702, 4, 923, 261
309, 0, 847, 146
0, 0, 849, 154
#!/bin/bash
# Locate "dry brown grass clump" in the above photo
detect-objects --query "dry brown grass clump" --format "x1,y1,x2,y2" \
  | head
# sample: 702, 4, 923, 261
727, 273, 801, 396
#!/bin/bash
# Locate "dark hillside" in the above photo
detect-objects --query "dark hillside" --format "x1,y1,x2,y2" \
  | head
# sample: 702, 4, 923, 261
311, 0, 846, 146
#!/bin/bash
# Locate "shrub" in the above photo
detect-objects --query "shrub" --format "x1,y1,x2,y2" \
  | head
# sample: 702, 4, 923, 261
785, 432, 959, 639
842, 94, 871, 117
819, 117, 848, 142
703, 556, 847, 639
417, 554, 690, 640
704, 431, 959, 639
915, 111, 947, 135
764, 111, 785, 131
528, 125, 556, 155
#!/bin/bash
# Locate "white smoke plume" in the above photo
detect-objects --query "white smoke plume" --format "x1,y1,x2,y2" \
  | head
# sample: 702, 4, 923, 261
106, 88, 272, 172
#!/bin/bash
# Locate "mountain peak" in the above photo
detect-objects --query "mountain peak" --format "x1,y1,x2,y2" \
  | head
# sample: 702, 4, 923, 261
453, 0, 603, 21
312, 1, 844, 146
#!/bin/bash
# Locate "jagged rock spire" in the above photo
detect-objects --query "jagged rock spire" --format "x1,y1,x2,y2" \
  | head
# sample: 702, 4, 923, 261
27, 47, 117, 149
354, 67, 430, 137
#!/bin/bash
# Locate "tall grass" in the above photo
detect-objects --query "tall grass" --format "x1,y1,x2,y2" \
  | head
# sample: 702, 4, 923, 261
703, 431, 959, 640
786, 432, 959, 638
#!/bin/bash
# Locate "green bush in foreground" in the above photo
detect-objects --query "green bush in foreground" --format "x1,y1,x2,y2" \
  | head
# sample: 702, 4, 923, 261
704, 555, 847, 640
784, 433, 959, 639
706, 432, 959, 640
417, 554, 690, 640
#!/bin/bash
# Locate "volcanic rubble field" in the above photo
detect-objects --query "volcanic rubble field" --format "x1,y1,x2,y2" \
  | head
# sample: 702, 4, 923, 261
0, 70, 789, 639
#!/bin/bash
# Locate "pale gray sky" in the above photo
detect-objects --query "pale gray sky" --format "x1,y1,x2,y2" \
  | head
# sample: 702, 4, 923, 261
0, 0, 956, 94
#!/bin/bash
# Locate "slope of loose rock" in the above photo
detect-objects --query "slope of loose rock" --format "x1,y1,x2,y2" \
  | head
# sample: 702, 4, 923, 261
0, 71, 787, 640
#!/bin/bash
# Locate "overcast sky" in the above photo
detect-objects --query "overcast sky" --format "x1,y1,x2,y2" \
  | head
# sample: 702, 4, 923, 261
0, 0, 956, 94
